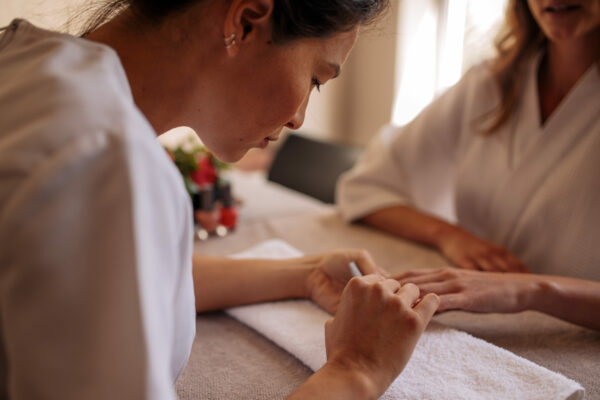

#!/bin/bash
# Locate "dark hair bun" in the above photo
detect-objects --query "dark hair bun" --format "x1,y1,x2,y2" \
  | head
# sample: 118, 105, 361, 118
272, 0, 389, 42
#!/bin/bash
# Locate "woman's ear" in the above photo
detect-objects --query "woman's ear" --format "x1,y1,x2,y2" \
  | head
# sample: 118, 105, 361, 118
223, 0, 274, 55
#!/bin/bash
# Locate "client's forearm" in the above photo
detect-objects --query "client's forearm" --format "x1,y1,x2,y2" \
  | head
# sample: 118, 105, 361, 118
192, 254, 316, 312
531, 275, 600, 331
360, 205, 454, 247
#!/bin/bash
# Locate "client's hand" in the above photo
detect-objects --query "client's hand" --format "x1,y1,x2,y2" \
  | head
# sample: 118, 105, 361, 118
437, 226, 530, 273
325, 276, 439, 397
396, 267, 538, 313
305, 249, 389, 314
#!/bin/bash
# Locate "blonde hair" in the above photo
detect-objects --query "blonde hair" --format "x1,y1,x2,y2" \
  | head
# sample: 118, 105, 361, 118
483, 0, 545, 134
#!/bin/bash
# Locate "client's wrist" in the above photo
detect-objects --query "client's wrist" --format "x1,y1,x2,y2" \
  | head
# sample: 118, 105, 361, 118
524, 275, 558, 314
429, 221, 460, 249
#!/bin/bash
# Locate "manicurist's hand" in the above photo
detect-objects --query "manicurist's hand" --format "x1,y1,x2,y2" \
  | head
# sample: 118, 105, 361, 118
326, 276, 439, 398
304, 249, 389, 314
396, 267, 538, 313
193, 248, 388, 313
436, 226, 530, 273
288, 275, 439, 400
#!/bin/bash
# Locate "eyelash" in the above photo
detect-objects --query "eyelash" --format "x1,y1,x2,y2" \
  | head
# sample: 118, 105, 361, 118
312, 78, 321, 92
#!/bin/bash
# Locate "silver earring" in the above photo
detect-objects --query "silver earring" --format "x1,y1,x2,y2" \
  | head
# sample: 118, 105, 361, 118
224, 33, 236, 49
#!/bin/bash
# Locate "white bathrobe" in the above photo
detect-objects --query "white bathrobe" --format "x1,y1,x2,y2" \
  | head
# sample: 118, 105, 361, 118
0, 20, 195, 399
337, 56, 600, 281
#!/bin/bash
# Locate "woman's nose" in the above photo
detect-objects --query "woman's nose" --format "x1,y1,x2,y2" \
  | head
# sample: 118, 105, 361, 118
285, 95, 309, 130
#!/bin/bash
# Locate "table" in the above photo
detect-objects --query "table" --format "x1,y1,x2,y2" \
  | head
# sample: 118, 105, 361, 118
176, 171, 600, 399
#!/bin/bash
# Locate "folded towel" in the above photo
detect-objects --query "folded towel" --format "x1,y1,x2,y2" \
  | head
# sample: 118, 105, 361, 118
227, 239, 584, 400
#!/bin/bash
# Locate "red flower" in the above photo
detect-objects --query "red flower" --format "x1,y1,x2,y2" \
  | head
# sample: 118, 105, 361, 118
191, 156, 217, 185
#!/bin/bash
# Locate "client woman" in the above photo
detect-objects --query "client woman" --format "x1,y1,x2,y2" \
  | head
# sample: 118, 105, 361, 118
337, 0, 599, 330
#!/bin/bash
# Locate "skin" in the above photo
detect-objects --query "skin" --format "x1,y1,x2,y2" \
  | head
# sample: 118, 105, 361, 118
88, 0, 354, 163
361, 1, 600, 273
290, 277, 438, 400
527, 0, 600, 122
362, 206, 530, 272
193, 249, 389, 314
396, 267, 600, 331
394, 0, 600, 331
88, 0, 440, 398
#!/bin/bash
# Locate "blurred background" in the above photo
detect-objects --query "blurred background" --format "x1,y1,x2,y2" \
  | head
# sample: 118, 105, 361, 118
1, 0, 509, 167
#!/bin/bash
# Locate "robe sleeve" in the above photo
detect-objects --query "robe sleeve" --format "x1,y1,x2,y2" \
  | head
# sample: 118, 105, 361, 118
336, 66, 489, 223
0, 129, 194, 400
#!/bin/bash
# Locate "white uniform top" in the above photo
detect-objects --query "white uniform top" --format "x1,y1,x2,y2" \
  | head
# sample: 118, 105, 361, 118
337, 56, 600, 281
0, 20, 195, 399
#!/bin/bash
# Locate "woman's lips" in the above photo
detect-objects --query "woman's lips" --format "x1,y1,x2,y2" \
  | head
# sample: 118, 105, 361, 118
543, 3, 582, 12
258, 135, 280, 149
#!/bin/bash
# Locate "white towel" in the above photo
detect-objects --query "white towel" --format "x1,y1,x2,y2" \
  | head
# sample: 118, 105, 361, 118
226, 240, 584, 400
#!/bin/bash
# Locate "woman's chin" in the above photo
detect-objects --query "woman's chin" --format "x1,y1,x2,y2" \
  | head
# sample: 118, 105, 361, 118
210, 148, 246, 164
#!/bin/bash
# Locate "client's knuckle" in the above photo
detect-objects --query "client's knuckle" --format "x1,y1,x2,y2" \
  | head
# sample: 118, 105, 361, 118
442, 267, 459, 278
452, 279, 467, 292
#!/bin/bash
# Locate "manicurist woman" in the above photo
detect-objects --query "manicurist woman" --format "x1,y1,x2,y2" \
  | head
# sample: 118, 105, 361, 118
0, 0, 439, 398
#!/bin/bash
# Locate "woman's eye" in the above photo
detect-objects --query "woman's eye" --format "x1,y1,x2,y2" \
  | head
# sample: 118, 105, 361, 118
311, 78, 321, 92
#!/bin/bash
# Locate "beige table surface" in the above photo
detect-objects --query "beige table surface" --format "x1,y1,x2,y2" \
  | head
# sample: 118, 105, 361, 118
176, 173, 600, 399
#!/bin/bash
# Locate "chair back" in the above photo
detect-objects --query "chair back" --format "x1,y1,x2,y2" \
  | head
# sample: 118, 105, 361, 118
267, 133, 362, 204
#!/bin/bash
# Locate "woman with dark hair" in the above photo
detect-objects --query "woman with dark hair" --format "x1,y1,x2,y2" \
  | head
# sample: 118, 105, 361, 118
0, 0, 440, 398
337, 0, 600, 330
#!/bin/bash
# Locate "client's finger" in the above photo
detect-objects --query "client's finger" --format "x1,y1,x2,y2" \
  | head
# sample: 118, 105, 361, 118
456, 258, 478, 270
506, 254, 530, 273
417, 281, 461, 296
394, 268, 443, 280
437, 293, 468, 312
490, 255, 511, 272
475, 257, 497, 272
399, 269, 457, 285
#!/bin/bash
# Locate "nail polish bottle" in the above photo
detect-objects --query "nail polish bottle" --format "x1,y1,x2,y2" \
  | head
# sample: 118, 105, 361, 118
194, 185, 219, 233
219, 182, 238, 230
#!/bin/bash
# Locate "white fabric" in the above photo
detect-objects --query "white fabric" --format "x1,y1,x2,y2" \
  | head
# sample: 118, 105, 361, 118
0, 20, 195, 399
337, 57, 600, 281
227, 240, 584, 400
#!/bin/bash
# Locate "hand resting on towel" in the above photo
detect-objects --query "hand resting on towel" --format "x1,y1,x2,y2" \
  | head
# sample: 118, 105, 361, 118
195, 245, 440, 399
